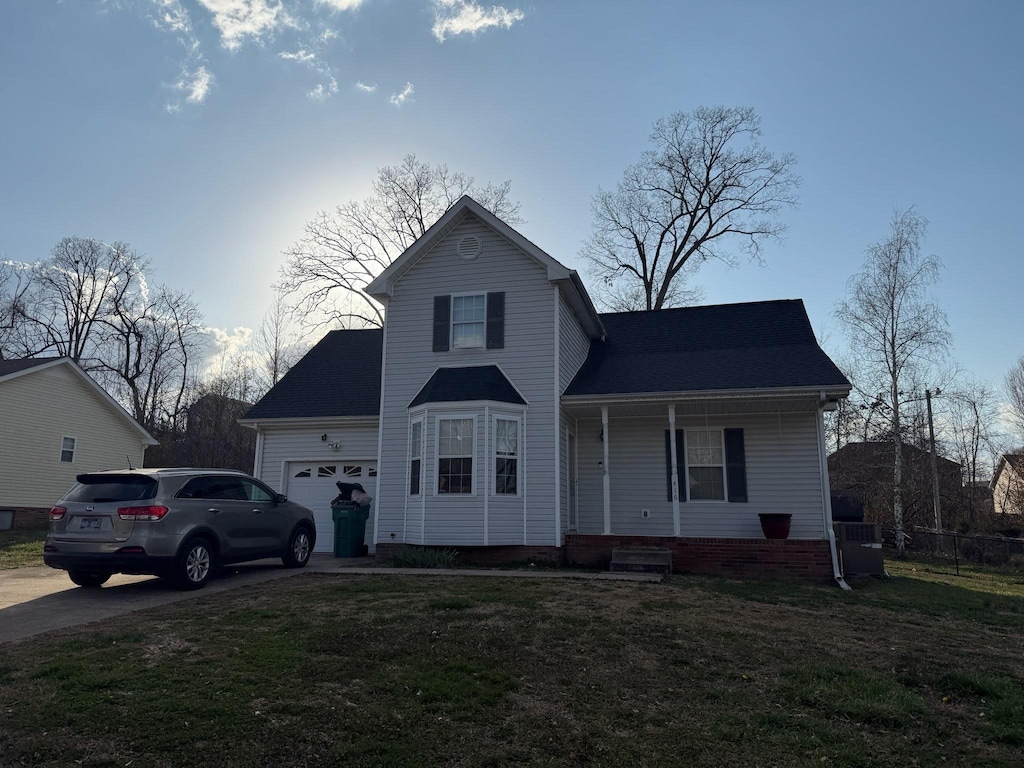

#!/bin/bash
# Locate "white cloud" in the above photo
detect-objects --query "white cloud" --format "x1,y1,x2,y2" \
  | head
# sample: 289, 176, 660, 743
201, 326, 254, 373
279, 48, 316, 62
389, 82, 414, 106
308, 76, 339, 101
316, 0, 364, 10
431, 0, 524, 42
195, 0, 290, 51
184, 66, 213, 102
354, 81, 377, 93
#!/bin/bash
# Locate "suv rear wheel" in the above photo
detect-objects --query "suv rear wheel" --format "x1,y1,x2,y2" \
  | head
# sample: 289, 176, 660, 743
175, 537, 214, 590
68, 570, 111, 588
282, 527, 312, 569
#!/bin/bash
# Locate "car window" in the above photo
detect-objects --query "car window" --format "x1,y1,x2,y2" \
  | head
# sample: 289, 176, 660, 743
64, 475, 158, 503
242, 480, 274, 503
177, 477, 213, 499
207, 478, 247, 500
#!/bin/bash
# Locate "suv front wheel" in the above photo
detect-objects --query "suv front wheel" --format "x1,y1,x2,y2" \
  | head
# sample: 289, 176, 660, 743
175, 537, 214, 590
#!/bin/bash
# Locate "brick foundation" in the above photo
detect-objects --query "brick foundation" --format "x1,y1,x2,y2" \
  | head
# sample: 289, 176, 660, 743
565, 534, 834, 583
375, 543, 563, 567
1, 507, 51, 530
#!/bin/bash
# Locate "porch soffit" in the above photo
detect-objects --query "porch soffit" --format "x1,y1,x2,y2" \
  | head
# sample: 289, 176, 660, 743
561, 395, 824, 419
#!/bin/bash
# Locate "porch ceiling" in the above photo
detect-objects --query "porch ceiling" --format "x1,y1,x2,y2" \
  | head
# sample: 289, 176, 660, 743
561, 394, 825, 419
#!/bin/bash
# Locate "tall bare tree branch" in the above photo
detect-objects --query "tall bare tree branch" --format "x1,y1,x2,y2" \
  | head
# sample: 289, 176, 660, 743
582, 106, 799, 311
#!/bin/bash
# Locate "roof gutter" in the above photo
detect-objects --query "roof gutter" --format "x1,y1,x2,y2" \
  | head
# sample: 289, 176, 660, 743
817, 390, 851, 591
238, 415, 380, 430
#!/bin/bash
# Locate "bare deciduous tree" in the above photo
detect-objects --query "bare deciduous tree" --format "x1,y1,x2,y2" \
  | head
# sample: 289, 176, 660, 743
252, 291, 309, 394
279, 154, 521, 329
0, 259, 32, 359
1006, 356, 1024, 441
835, 209, 949, 556
12, 238, 140, 365
97, 285, 205, 434
581, 106, 799, 311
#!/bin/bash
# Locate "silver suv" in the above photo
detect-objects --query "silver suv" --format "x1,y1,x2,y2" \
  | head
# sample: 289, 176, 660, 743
43, 468, 316, 590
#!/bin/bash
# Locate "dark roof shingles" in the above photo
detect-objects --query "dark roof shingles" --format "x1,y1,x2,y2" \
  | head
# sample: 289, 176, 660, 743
0, 357, 62, 377
409, 366, 525, 407
565, 300, 849, 396
242, 329, 382, 420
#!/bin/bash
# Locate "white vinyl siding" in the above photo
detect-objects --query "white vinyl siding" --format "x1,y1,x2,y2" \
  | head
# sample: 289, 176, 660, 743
575, 412, 827, 540
558, 292, 591, 393
376, 214, 557, 547
0, 365, 147, 508
255, 421, 380, 493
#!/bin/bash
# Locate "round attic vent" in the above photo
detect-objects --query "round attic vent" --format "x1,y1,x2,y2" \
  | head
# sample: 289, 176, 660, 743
457, 234, 482, 261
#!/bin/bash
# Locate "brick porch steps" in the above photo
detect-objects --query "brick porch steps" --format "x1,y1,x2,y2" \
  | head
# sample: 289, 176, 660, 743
609, 546, 673, 574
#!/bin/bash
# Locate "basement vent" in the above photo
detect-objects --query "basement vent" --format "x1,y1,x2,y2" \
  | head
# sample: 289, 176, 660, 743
457, 234, 482, 261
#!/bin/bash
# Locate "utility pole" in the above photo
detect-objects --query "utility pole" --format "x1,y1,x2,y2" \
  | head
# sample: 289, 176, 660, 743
926, 388, 942, 533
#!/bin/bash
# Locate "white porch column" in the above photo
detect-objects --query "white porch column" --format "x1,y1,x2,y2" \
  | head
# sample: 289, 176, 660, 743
668, 404, 680, 536
602, 406, 611, 534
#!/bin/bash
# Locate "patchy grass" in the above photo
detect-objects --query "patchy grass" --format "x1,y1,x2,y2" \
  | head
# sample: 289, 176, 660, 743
0, 529, 46, 569
1, 565, 1023, 767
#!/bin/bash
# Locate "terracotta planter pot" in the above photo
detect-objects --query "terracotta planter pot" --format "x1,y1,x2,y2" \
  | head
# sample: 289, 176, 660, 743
758, 513, 792, 540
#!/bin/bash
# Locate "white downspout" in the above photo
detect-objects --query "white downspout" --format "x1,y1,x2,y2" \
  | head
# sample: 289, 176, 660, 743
817, 395, 851, 590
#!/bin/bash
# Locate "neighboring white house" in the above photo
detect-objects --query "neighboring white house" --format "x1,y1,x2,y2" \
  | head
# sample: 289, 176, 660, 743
242, 196, 852, 581
991, 454, 1024, 515
0, 358, 158, 528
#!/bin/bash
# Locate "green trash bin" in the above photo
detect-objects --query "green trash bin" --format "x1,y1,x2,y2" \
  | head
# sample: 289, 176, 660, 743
332, 502, 370, 558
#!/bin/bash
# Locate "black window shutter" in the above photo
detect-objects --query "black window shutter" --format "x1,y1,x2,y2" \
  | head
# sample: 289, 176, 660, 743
432, 296, 450, 352
665, 430, 686, 503
486, 292, 505, 349
724, 428, 748, 502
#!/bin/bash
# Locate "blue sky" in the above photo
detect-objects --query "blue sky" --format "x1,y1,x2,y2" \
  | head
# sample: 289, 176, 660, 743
2, 0, 1022, 388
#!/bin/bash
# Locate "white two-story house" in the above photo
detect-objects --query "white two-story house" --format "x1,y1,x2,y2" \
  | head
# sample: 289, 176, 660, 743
241, 196, 851, 581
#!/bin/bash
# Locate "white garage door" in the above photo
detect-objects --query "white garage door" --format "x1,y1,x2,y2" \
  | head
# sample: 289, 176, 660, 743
286, 462, 377, 554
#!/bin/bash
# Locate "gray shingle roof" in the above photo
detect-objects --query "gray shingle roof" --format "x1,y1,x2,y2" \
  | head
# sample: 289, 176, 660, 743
0, 357, 62, 378
409, 366, 526, 407
242, 329, 382, 420
564, 299, 850, 396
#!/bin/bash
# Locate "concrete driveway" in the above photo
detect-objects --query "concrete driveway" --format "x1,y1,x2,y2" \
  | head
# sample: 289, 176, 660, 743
0, 560, 309, 645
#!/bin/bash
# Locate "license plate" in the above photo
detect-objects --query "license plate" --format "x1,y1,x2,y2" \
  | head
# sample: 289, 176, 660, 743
79, 518, 101, 531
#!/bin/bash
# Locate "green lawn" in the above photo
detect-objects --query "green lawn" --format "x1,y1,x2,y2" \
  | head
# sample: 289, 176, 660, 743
0, 562, 1022, 767
0, 529, 46, 569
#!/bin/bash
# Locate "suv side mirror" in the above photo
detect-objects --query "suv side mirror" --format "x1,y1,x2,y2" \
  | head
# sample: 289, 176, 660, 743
275, 493, 287, 504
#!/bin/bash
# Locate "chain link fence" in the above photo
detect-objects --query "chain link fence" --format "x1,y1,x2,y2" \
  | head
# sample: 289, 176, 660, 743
882, 525, 1024, 573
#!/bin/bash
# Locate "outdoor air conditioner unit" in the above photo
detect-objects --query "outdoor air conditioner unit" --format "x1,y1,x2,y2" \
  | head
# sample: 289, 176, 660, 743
834, 522, 885, 577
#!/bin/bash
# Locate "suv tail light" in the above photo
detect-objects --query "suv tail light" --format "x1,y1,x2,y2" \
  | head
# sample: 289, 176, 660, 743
49, 506, 67, 520
117, 506, 169, 521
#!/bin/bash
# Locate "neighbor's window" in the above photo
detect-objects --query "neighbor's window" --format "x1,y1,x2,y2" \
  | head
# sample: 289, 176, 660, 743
438, 417, 474, 494
60, 436, 76, 463
494, 418, 519, 495
409, 419, 423, 496
451, 294, 486, 349
687, 429, 725, 501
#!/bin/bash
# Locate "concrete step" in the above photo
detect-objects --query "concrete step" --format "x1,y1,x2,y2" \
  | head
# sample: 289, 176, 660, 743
609, 546, 672, 574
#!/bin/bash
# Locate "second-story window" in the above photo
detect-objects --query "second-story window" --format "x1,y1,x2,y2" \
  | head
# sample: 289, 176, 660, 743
452, 294, 486, 349
433, 292, 504, 352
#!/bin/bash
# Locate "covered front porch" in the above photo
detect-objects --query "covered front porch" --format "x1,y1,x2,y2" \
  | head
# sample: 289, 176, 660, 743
561, 389, 841, 548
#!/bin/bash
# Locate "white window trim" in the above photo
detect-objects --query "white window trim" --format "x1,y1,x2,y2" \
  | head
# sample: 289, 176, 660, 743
408, 416, 425, 497
683, 427, 730, 503
491, 413, 523, 498
450, 292, 487, 350
60, 435, 77, 464
434, 413, 478, 496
